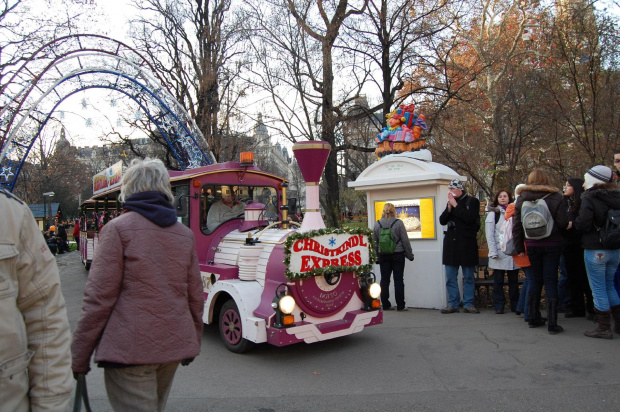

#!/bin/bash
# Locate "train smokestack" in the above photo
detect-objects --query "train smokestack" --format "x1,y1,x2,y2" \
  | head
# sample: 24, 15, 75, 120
292, 141, 331, 232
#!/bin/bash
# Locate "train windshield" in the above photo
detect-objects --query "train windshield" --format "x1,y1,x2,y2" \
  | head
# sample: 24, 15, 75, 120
200, 184, 278, 234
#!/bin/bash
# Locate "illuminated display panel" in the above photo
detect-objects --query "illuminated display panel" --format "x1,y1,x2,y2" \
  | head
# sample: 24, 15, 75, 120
374, 197, 436, 240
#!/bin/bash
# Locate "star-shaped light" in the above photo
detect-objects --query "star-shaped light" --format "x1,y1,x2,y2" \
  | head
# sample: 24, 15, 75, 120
0, 166, 14, 181
329, 237, 336, 247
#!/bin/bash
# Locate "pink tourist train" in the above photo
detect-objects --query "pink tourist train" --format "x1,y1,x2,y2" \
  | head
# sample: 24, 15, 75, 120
80, 141, 383, 352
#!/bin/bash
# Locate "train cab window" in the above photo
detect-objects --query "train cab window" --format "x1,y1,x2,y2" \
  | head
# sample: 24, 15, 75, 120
200, 184, 278, 234
171, 183, 190, 227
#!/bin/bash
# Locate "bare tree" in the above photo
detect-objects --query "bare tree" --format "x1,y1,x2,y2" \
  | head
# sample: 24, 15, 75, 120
129, 0, 248, 161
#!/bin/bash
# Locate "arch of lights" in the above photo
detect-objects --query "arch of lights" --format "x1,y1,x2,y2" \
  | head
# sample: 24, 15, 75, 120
0, 34, 215, 191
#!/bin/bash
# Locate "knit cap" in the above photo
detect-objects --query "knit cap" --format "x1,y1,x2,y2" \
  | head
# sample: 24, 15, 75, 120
448, 179, 464, 190
584, 165, 614, 190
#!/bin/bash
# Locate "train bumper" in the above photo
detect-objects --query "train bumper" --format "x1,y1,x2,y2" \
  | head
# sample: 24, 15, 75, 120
266, 309, 383, 347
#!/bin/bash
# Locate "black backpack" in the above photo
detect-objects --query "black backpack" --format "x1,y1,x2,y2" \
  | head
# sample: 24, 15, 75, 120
598, 209, 620, 249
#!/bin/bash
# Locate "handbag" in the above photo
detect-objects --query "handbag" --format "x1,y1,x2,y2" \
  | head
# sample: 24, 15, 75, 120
500, 217, 517, 256
73, 373, 93, 412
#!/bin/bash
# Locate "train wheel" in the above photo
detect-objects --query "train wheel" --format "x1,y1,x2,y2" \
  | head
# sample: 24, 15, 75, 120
218, 299, 255, 353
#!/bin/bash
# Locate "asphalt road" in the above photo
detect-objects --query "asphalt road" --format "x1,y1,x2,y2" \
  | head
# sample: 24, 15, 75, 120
57, 251, 620, 412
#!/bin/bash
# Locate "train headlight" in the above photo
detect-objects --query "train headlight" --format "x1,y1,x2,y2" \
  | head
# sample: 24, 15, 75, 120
278, 295, 296, 314
369, 282, 381, 299
272, 283, 296, 328
360, 272, 381, 311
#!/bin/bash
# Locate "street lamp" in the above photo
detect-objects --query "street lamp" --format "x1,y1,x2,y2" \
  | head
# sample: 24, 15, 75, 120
43, 191, 55, 230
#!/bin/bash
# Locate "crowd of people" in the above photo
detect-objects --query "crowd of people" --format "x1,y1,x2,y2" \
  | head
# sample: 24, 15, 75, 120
438, 149, 620, 339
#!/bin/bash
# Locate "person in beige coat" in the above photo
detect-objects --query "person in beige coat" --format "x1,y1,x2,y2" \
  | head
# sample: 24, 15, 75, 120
0, 189, 73, 412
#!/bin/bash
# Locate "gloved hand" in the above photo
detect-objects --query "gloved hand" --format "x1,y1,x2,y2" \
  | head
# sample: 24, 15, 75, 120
73, 371, 88, 380
181, 358, 195, 366
408, 255, 414, 262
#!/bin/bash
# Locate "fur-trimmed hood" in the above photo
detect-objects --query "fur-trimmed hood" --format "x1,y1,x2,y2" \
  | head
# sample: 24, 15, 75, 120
516, 184, 560, 196
581, 185, 620, 209
485, 204, 501, 213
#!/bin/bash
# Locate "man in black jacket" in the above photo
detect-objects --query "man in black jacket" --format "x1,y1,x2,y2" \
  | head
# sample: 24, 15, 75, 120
439, 179, 481, 314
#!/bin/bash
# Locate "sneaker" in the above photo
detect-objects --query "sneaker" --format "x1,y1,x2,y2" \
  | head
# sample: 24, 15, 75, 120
495, 309, 505, 314
397, 307, 409, 312
383, 306, 396, 311
463, 306, 480, 314
440, 306, 459, 314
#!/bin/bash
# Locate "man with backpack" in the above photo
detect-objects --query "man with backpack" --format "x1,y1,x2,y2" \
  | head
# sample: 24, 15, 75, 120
373, 203, 414, 311
439, 179, 481, 314
513, 170, 568, 335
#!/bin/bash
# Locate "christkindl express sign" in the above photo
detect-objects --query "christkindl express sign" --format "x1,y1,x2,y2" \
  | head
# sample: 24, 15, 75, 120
286, 232, 371, 280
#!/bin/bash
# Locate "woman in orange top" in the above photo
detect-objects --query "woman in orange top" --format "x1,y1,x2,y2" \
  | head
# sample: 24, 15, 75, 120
505, 184, 537, 323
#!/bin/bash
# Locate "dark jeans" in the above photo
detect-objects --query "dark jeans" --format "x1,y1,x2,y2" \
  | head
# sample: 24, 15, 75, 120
492, 269, 520, 311
527, 244, 562, 302
558, 255, 571, 308
563, 244, 593, 315
379, 252, 406, 310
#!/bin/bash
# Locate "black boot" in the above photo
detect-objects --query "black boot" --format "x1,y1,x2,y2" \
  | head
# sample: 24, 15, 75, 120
584, 309, 613, 339
611, 305, 620, 334
547, 298, 564, 335
528, 293, 545, 328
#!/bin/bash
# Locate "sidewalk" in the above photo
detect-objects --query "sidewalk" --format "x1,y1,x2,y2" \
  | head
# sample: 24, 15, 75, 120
58, 251, 620, 411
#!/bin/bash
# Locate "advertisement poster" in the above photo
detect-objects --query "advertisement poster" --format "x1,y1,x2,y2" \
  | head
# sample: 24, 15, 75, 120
93, 161, 123, 196
374, 198, 436, 239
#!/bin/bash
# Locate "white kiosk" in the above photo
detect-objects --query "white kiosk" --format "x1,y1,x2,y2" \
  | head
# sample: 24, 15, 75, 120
348, 151, 465, 309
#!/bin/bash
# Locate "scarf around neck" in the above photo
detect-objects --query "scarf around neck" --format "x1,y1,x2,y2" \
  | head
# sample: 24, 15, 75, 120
123, 191, 177, 227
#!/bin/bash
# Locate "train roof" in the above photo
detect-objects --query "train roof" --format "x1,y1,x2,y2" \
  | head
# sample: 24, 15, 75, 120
83, 161, 288, 205
168, 161, 288, 183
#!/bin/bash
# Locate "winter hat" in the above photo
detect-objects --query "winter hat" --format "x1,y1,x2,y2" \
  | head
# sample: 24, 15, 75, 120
584, 165, 614, 190
448, 179, 465, 190
514, 184, 526, 200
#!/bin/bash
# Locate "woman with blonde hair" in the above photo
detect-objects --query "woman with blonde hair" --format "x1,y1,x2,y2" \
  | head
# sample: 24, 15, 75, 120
513, 169, 568, 334
373, 203, 414, 311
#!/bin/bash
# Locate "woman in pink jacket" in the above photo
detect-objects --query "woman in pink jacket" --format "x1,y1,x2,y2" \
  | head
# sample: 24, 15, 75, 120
71, 158, 204, 411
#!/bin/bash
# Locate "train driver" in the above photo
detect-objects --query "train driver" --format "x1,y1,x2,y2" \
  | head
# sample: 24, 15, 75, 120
206, 187, 245, 231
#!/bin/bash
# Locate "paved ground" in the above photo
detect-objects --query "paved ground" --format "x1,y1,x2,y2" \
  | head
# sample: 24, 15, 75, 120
56, 251, 620, 411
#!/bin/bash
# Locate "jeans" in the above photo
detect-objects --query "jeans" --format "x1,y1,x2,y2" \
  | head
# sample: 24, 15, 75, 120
105, 362, 179, 412
492, 269, 520, 311
558, 255, 571, 308
379, 252, 406, 310
527, 244, 562, 303
584, 249, 620, 312
445, 265, 475, 308
516, 266, 533, 320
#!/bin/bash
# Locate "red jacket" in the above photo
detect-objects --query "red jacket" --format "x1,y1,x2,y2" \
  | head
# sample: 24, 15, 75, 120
71, 211, 203, 372
73, 223, 80, 238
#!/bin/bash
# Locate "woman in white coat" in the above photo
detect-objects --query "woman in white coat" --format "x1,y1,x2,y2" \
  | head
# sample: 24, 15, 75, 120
486, 190, 520, 314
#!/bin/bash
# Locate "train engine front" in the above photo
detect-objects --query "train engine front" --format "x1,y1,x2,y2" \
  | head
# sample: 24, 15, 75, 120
200, 141, 383, 352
